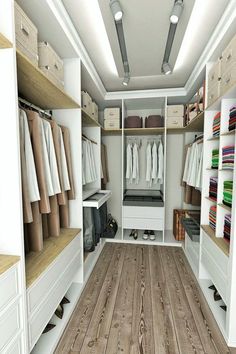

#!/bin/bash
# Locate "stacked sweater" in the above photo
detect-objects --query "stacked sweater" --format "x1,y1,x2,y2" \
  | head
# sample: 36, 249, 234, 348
211, 149, 219, 169
222, 145, 235, 170
224, 214, 231, 242
209, 177, 218, 201
229, 105, 236, 131
213, 112, 221, 137
209, 205, 217, 230
223, 180, 233, 207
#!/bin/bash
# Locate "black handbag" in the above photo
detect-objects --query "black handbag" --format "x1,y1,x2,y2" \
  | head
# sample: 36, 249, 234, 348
102, 214, 118, 238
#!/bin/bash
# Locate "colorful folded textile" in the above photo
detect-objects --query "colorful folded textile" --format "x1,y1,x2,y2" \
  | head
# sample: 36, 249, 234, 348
222, 145, 234, 170
209, 177, 218, 200
224, 213, 231, 242
223, 180, 233, 207
213, 112, 221, 136
228, 105, 236, 132
209, 205, 217, 230
212, 149, 219, 169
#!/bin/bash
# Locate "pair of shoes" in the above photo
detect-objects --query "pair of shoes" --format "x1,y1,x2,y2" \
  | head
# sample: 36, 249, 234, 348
55, 297, 70, 319
129, 229, 138, 240
142, 230, 156, 241
208, 284, 222, 302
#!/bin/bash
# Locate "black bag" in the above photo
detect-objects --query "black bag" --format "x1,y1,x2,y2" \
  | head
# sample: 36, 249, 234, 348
92, 203, 107, 245
102, 214, 118, 238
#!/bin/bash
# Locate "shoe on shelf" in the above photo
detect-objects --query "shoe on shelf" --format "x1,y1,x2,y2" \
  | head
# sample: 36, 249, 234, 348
143, 230, 149, 240
43, 323, 56, 334
129, 229, 135, 237
133, 230, 138, 240
149, 230, 156, 241
213, 290, 222, 302
55, 304, 64, 319
208, 284, 216, 291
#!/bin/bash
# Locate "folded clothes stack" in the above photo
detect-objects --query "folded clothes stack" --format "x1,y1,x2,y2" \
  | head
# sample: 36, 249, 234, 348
229, 105, 236, 131
222, 145, 235, 170
224, 214, 231, 242
211, 149, 219, 169
209, 177, 218, 200
223, 180, 233, 207
209, 205, 217, 230
213, 112, 221, 137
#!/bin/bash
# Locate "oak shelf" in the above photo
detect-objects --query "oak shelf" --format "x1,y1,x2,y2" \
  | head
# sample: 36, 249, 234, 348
205, 196, 217, 203
16, 49, 80, 110
82, 109, 101, 127
218, 203, 232, 212
0, 33, 12, 49
207, 136, 220, 141
0, 255, 20, 276
221, 130, 236, 136
201, 225, 229, 256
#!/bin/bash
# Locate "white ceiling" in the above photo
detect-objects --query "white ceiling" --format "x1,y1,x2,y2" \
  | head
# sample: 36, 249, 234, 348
63, 0, 229, 92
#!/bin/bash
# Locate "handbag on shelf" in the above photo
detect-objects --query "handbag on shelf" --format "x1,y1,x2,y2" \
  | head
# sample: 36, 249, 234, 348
102, 214, 118, 238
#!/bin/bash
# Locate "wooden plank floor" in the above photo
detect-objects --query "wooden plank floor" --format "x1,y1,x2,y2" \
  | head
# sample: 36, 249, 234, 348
55, 244, 235, 354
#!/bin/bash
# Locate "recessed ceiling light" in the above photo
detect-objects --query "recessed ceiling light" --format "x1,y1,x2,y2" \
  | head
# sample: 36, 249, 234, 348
123, 74, 130, 86
162, 62, 172, 75
110, 0, 123, 21
170, 0, 184, 24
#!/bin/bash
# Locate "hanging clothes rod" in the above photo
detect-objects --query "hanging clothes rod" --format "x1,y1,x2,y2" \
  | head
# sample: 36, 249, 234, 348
18, 97, 52, 118
82, 134, 97, 145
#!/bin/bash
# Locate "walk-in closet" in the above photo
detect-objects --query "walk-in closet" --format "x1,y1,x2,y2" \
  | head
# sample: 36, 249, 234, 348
1, 0, 236, 353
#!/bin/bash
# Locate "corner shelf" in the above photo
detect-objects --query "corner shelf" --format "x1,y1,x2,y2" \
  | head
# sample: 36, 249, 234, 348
201, 225, 229, 256
82, 109, 101, 127
218, 203, 232, 212
16, 49, 80, 109
0, 33, 12, 49
0, 255, 20, 276
184, 111, 204, 131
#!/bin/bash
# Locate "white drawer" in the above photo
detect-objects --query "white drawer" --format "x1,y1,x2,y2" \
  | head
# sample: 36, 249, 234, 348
166, 116, 183, 128
0, 266, 19, 313
83, 190, 112, 209
185, 233, 199, 275
123, 205, 164, 219
167, 105, 184, 117
4, 335, 22, 354
0, 302, 21, 352
208, 60, 221, 88
201, 233, 228, 304
29, 251, 81, 350
27, 235, 80, 316
220, 63, 236, 96
207, 81, 221, 107
221, 34, 236, 74
123, 217, 164, 230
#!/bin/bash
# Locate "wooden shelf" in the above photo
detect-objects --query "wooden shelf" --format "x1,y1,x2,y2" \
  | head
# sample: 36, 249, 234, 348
124, 127, 165, 135
0, 255, 20, 276
221, 130, 236, 136
205, 196, 217, 203
184, 111, 204, 131
219, 168, 234, 171
206, 167, 218, 170
82, 109, 101, 127
218, 203, 232, 212
206, 82, 236, 111
16, 49, 80, 109
207, 136, 220, 141
25, 228, 81, 288
0, 33, 12, 49
201, 225, 229, 256
102, 128, 122, 135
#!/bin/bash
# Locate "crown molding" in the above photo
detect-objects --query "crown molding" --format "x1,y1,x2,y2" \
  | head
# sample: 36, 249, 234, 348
105, 87, 187, 100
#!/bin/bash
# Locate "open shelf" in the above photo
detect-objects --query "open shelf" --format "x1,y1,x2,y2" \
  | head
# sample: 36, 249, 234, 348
102, 128, 122, 135
82, 109, 101, 127
206, 82, 236, 111
25, 228, 81, 288
201, 225, 229, 256
0, 33, 12, 49
82, 188, 99, 201
0, 254, 20, 276
184, 111, 204, 131
124, 127, 165, 135
207, 136, 220, 141
16, 49, 80, 109
205, 196, 217, 203
218, 203, 232, 212
221, 130, 236, 136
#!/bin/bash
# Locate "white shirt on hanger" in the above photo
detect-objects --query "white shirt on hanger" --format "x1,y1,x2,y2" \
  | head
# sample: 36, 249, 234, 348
132, 142, 139, 184
146, 142, 152, 186
151, 142, 158, 184
126, 143, 133, 183
157, 140, 164, 185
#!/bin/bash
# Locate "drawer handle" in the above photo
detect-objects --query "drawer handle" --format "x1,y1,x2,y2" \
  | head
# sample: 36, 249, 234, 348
21, 23, 29, 37
226, 54, 232, 61
54, 63, 59, 71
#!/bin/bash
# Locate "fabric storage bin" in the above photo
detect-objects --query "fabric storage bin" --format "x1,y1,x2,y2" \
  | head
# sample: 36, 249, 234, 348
167, 105, 184, 117
221, 34, 236, 75
104, 108, 120, 120
14, 1, 38, 66
166, 116, 183, 128
125, 116, 142, 128
145, 115, 164, 127
207, 81, 221, 107
208, 60, 221, 88
38, 41, 64, 84
40, 67, 64, 90
82, 91, 92, 115
91, 101, 98, 121
104, 119, 120, 129
220, 62, 236, 96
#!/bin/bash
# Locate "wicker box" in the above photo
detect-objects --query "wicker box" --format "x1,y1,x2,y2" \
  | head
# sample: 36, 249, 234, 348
173, 209, 189, 241
91, 101, 98, 121
104, 108, 120, 120
82, 91, 92, 115
15, 1, 38, 66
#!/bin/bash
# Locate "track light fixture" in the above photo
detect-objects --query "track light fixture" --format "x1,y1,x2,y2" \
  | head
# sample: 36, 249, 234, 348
122, 73, 130, 86
170, 0, 184, 24
162, 62, 172, 75
110, 0, 123, 21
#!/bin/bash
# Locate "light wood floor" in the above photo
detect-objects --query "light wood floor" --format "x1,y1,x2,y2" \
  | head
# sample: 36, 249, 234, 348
55, 243, 235, 354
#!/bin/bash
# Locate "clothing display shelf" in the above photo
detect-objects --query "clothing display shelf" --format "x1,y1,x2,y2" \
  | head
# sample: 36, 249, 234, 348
102, 127, 165, 135
201, 225, 229, 256
0, 32, 12, 48
82, 108, 101, 127
0, 255, 20, 275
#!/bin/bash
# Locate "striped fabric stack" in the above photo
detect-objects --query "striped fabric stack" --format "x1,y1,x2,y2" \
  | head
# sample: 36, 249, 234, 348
229, 105, 236, 131
222, 145, 235, 170
224, 214, 231, 242
211, 149, 219, 169
209, 177, 218, 201
223, 180, 233, 207
209, 205, 217, 231
212, 112, 221, 137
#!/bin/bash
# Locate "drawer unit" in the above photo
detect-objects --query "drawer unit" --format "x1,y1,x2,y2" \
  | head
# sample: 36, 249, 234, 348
28, 251, 81, 350
221, 34, 236, 74
166, 116, 183, 128
208, 60, 221, 88
167, 105, 184, 117
207, 81, 221, 107
27, 235, 80, 316
123, 205, 164, 219
14, 2, 38, 66
82, 91, 92, 115
185, 233, 199, 276
123, 217, 164, 230
220, 63, 236, 96
0, 302, 21, 352
104, 118, 120, 129
83, 190, 112, 209
0, 265, 19, 312
5, 335, 22, 354
201, 233, 228, 304
104, 107, 120, 120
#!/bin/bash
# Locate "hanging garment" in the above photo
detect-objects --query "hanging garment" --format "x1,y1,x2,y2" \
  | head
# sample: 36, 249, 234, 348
157, 140, 164, 185
84, 140, 93, 183
88, 141, 97, 181
132, 143, 139, 184
40, 119, 54, 197
126, 143, 133, 183
146, 142, 152, 186
26, 109, 51, 214
47, 195, 60, 237
101, 143, 109, 186
151, 142, 158, 184
61, 126, 75, 200
83, 207, 95, 252
59, 127, 70, 191
60, 192, 70, 228
42, 119, 61, 195
196, 143, 203, 190
27, 201, 43, 251
183, 146, 191, 183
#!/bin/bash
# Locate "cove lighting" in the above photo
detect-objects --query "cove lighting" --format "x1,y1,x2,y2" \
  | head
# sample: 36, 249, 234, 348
170, 0, 184, 24
123, 74, 130, 86
162, 62, 172, 75
110, 0, 123, 21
